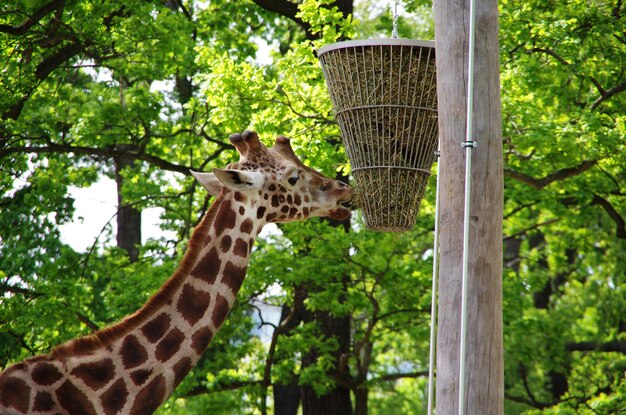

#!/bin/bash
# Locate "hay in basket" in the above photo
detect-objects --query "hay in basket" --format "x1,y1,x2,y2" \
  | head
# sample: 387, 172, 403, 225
318, 39, 438, 231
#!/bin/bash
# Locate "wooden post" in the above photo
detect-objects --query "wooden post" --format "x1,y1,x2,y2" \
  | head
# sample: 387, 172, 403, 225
433, 0, 504, 413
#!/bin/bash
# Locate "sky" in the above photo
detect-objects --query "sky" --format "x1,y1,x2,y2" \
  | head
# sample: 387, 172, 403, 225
58, 177, 172, 251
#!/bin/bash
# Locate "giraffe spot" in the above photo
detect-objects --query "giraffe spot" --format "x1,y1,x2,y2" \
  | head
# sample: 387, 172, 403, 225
1, 362, 25, 376
33, 391, 55, 412
172, 357, 192, 388
203, 235, 212, 246
211, 293, 231, 329
257, 206, 266, 219
271, 195, 280, 207
266, 213, 277, 222
32, 362, 63, 385
130, 374, 165, 415
234, 192, 246, 203
101, 378, 128, 415
304, 195, 310, 203
214, 200, 236, 236
141, 313, 171, 343
120, 335, 148, 369
222, 262, 247, 292
56, 380, 97, 415
191, 247, 220, 284
130, 369, 152, 386
279, 194, 285, 203
239, 206, 245, 215
240, 219, 254, 235
191, 326, 213, 354
155, 327, 185, 363
281, 205, 289, 213
220, 235, 232, 253
0, 376, 30, 413
233, 238, 248, 258
294, 194, 301, 205
303, 207, 309, 216
264, 193, 269, 200
290, 207, 298, 217
70, 358, 115, 391
268, 184, 276, 191
176, 284, 211, 326
287, 194, 293, 204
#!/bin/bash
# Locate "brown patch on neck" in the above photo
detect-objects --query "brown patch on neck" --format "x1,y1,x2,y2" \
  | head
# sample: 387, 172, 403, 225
50, 190, 227, 359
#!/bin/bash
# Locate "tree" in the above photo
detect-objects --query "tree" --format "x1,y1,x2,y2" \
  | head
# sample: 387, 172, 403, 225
499, 0, 626, 413
1, 1, 436, 414
3, 0, 626, 414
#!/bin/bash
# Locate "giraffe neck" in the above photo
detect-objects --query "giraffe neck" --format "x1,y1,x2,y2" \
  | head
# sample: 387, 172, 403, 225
0, 190, 265, 415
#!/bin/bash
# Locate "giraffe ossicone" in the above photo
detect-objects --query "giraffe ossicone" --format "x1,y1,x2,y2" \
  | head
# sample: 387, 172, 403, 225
0, 130, 352, 415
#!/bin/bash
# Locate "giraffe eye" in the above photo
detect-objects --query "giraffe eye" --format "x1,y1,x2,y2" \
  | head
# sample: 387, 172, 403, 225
287, 173, 299, 186
320, 182, 330, 191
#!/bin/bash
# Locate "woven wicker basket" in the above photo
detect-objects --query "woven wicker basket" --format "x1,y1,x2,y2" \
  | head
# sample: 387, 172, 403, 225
318, 39, 438, 231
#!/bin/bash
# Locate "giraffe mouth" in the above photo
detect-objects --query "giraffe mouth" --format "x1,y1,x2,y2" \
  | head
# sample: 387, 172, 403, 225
328, 200, 353, 221
329, 207, 351, 221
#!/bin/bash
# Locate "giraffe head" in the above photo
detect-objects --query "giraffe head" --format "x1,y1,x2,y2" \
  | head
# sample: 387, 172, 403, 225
191, 130, 353, 223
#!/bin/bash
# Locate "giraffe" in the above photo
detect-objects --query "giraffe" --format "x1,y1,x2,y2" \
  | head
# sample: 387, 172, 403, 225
0, 130, 353, 415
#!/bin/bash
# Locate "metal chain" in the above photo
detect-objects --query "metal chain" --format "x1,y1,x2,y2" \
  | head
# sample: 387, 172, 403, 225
391, 1, 399, 38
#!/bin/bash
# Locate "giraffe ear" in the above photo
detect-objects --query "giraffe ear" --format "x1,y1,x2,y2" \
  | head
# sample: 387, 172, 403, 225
212, 168, 264, 192
190, 170, 223, 196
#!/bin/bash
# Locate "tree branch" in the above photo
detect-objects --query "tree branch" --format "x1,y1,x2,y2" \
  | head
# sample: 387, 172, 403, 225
591, 195, 626, 239
0, 283, 39, 297
35, 41, 83, 80
251, 0, 353, 41
567, 340, 626, 354
0, 0, 64, 35
527, 47, 620, 107
516, 362, 554, 409
504, 393, 553, 409
0, 142, 195, 175
6, 331, 36, 356
591, 81, 626, 110
504, 160, 597, 189
528, 47, 571, 66
251, 0, 313, 39
76, 312, 100, 332
370, 370, 429, 383
184, 379, 264, 397
377, 307, 428, 321
503, 218, 560, 241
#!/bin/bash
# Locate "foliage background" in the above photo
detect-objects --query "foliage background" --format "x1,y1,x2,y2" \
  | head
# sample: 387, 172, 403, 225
1, 0, 625, 414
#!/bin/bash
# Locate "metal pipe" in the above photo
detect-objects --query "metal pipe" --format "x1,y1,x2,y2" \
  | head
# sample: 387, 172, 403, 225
458, 0, 477, 412
427, 150, 441, 415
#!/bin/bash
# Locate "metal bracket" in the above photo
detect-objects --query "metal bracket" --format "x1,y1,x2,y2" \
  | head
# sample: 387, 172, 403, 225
462, 141, 477, 148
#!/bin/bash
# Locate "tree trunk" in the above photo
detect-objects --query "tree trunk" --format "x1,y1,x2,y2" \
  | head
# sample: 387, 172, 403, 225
273, 382, 300, 415
353, 386, 368, 415
298, 172, 352, 415
114, 150, 141, 262
273, 305, 301, 415
300, 309, 352, 415
433, 0, 504, 413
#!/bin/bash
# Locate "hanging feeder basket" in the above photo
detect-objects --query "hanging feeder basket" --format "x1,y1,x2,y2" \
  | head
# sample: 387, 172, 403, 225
318, 39, 438, 231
